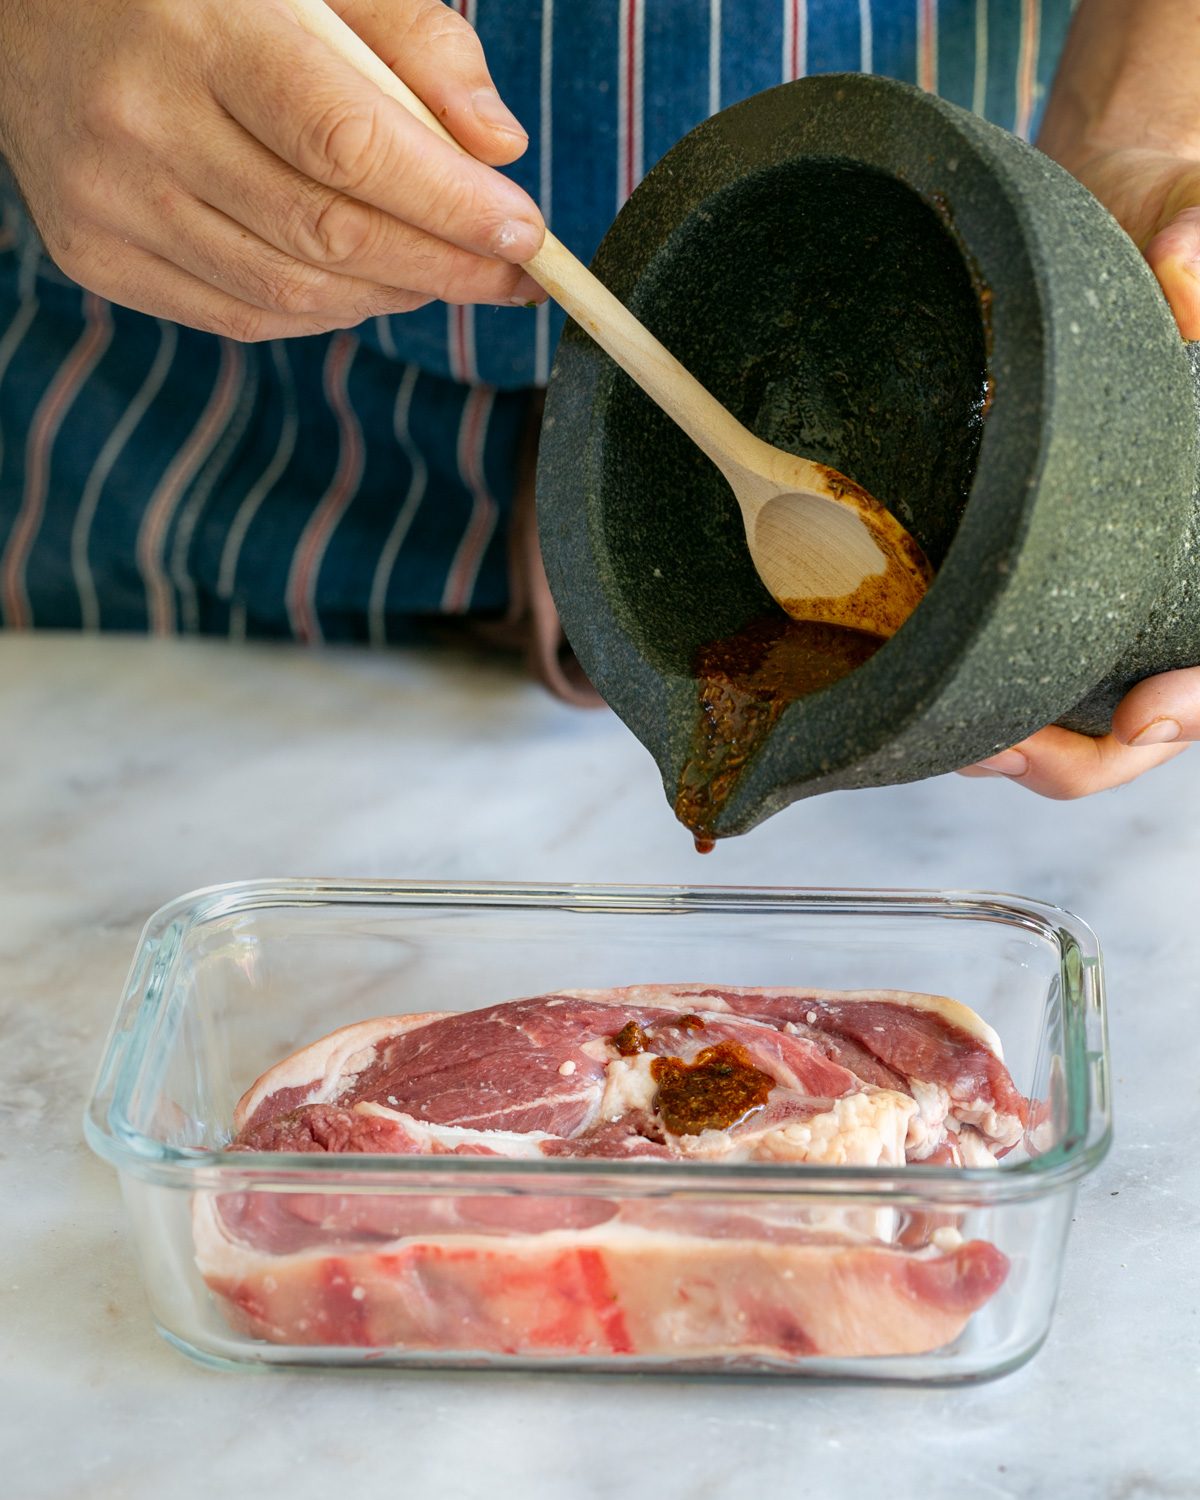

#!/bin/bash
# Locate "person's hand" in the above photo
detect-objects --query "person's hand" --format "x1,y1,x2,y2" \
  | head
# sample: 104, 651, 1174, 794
960, 0, 1200, 797
960, 154, 1200, 796
960, 147, 1200, 797
958, 671, 1197, 798
0, 0, 546, 340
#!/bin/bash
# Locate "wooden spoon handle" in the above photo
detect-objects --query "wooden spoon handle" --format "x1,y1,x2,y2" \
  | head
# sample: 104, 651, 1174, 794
285, 0, 752, 469
525, 235, 752, 467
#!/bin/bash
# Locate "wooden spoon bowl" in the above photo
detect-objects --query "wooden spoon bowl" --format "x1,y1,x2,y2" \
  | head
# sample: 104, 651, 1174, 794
724, 444, 932, 638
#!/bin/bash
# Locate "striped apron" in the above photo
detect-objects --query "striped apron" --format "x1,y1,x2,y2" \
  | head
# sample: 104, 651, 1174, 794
0, 1, 1074, 643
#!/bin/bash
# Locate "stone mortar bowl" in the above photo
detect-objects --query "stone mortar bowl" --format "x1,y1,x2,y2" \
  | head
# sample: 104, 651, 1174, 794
537, 74, 1200, 838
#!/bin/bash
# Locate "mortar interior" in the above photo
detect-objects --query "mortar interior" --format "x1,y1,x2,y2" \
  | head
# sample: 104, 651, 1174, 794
595, 158, 991, 677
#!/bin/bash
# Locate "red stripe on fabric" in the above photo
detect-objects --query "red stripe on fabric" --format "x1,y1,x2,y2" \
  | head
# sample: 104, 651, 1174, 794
449, 304, 476, 385
1, 292, 112, 628
918, 0, 936, 93
1016, 0, 1039, 140
791, 0, 801, 82
442, 388, 497, 613
286, 333, 364, 643
782, 0, 806, 83
137, 339, 241, 635
444, 3, 476, 387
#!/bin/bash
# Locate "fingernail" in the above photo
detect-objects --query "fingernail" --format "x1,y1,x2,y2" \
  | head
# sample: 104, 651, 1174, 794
977, 749, 1029, 776
507, 273, 546, 306
493, 219, 544, 262
1129, 716, 1182, 746
472, 88, 527, 139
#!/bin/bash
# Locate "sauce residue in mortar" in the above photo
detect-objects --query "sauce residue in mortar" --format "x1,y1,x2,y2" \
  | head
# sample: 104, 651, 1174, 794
675, 614, 886, 851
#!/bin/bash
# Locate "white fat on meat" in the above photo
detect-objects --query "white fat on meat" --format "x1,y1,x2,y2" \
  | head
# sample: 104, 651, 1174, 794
904, 1080, 1022, 1159
955, 1126, 999, 1169
906, 1079, 953, 1160
961, 1100, 1024, 1153
597, 1053, 660, 1122
352, 1101, 554, 1158
725, 1089, 917, 1166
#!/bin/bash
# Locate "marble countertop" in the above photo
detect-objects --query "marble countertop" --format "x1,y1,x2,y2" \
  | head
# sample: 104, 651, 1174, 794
1, 633, 1194, 1500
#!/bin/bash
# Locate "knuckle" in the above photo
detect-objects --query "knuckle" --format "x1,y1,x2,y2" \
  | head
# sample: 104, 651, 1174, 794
451, 255, 522, 299
396, 1, 467, 43
209, 302, 271, 343
373, 291, 432, 317
258, 263, 337, 317
483, 264, 527, 300
296, 194, 376, 269
293, 309, 363, 336
426, 169, 488, 244
80, 73, 148, 147
413, 7, 487, 68
297, 99, 384, 191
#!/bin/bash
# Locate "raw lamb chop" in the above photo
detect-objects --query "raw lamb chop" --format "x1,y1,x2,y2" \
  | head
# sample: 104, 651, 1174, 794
196, 985, 1025, 1363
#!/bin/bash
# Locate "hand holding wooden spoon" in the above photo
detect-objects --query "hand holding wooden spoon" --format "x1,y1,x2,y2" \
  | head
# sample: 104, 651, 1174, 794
287, 0, 932, 639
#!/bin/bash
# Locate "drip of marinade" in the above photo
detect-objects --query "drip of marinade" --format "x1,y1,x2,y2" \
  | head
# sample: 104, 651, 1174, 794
675, 615, 886, 851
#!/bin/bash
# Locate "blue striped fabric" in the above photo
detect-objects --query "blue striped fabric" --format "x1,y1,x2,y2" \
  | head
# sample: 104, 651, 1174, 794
0, 0, 1075, 640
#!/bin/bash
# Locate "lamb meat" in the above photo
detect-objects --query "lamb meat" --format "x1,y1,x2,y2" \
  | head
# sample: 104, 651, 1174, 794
230, 986, 1025, 1166
196, 984, 1025, 1362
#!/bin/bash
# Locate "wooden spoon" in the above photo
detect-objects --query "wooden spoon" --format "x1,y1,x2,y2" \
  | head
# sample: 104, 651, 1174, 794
289, 0, 932, 639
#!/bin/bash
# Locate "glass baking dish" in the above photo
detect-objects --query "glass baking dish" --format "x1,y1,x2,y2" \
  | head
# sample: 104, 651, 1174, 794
84, 880, 1111, 1382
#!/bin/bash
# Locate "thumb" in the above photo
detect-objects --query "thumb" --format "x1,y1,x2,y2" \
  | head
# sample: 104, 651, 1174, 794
332, 0, 530, 167
1144, 204, 1200, 340
1111, 666, 1200, 747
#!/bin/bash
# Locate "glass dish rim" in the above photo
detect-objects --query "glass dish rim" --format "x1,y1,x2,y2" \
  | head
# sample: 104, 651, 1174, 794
83, 878, 1112, 1202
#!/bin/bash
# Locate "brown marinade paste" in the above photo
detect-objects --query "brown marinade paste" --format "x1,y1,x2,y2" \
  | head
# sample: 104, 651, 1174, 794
675, 614, 885, 850
611, 1020, 649, 1056
650, 1040, 774, 1135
